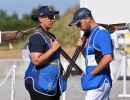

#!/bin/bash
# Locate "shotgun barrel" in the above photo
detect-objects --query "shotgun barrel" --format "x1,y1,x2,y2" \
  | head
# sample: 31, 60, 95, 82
60, 47, 83, 74
44, 31, 83, 74
63, 31, 89, 80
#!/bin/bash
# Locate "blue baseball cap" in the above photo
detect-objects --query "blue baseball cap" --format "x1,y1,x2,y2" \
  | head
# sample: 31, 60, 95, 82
37, 6, 59, 17
69, 8, 91, 26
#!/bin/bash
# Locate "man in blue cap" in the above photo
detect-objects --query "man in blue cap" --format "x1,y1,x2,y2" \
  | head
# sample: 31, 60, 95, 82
69, 8, 114, 100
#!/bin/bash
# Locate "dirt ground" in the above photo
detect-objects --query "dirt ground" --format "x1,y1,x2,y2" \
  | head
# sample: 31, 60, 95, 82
0, 47, 75, 59
0, 49, 22, 59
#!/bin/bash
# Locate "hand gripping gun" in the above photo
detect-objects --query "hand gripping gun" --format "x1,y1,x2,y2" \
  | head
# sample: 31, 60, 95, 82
40, 29, 84, 75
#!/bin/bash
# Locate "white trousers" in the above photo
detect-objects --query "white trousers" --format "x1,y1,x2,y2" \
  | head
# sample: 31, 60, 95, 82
85, 79, 111, 100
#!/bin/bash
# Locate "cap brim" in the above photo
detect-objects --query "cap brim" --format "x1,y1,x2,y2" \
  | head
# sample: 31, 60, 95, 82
68, 19, 81, 26
46, 11, 59, 16
53, 11, 59, 14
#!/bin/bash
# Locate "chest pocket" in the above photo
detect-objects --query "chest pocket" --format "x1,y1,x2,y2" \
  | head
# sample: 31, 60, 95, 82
85, 28, 99, 66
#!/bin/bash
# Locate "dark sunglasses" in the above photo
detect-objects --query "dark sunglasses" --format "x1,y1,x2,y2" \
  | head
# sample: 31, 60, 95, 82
43, 15, 55, 20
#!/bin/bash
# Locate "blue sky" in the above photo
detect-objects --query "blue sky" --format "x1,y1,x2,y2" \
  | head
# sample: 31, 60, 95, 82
0, 0, 79, 18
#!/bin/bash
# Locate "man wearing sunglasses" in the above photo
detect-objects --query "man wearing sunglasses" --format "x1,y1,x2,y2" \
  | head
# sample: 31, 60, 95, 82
69, 8, 114, 100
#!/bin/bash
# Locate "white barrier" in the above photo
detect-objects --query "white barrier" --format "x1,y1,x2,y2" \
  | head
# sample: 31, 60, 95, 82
0, 62, 66, 100
0, 64, 16, 100
11, 64, 16, 100
118, 53, 130, 97
62, 92, 66, 100
1, 54, 129, 100
111, 50, 130, 97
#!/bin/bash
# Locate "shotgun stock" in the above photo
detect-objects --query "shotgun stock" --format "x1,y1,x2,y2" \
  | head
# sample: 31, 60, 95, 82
1, 31, 18, 42
1, 28, 35, 42
98, 23, 130, 33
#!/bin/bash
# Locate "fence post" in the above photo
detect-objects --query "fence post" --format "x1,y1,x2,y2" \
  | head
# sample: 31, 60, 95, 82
11, 64, 16, 100
118, 54, 130, 97
62, 92, 66, 100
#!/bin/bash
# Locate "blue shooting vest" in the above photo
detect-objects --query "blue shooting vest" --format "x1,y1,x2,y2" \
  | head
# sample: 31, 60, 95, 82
24, 29, 67, 96
81, 25, 112, 91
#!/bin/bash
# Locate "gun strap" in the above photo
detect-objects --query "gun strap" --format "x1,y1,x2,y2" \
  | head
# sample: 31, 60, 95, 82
36, 27, 52, 43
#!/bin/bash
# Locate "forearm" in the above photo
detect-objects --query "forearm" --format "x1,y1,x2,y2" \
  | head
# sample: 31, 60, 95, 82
31, 47, 57, 66
90, 54, 113, 75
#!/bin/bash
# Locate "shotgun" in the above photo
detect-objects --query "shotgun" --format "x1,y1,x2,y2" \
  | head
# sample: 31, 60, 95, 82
1, 28, 36, 42
1, 23, 129, 42
60, 48, 83, 74
63, 31, 89, 80
98, 23, 130, 33
40, 28, 84, 74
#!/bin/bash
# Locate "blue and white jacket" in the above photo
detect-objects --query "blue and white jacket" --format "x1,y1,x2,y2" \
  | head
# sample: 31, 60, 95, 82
84, 25, 113, 86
